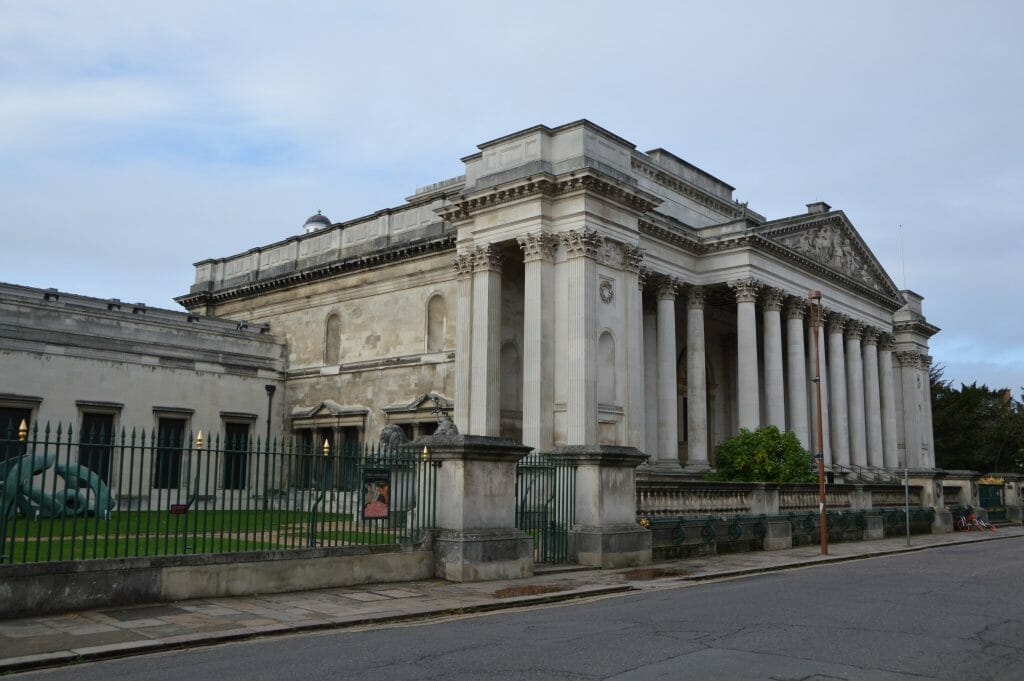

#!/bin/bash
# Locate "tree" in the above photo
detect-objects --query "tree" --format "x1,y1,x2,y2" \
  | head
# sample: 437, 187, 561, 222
931, 365, 1024, 473
706, 426, 817, 483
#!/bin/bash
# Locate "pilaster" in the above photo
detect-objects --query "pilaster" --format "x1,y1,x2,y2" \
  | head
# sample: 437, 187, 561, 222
469, 245, 502, 436
623, 246, 646, 451
453, 253, 474, 433
517, 233, 556, 450
879, 334, 900, 469
560, 229, 602, 445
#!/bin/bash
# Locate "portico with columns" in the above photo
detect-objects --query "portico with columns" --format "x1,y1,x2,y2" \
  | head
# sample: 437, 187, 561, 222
438, 120, 938, 480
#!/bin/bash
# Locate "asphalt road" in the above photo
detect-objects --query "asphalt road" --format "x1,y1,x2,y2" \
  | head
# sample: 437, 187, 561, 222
12, 539, 1024, 681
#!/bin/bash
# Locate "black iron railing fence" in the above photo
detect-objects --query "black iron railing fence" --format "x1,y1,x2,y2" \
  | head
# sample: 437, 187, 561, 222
0, 421, 437, 564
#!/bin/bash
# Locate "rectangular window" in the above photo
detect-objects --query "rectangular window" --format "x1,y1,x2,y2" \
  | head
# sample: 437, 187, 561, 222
154, 418, 186, 489
79, 412, 114, 484
223, 422, 249, 490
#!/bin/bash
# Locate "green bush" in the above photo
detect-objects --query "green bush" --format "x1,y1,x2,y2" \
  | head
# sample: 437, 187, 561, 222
705, 426, 817, 483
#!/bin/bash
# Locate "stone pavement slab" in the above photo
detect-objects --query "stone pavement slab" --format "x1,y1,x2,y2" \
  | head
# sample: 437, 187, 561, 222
1, 526, 1020, 675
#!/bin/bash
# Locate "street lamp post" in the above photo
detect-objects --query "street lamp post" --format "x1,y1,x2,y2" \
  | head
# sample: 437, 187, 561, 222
808, 290, 829, 555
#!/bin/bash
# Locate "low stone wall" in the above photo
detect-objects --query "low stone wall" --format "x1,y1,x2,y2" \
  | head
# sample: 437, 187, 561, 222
0, 542, 434, 618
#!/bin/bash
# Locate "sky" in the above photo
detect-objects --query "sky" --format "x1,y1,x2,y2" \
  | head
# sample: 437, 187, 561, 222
1, 1, 1022, 393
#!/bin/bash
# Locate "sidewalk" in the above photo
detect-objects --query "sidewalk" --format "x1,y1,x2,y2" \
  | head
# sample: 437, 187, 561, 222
2, 527, 1021, 674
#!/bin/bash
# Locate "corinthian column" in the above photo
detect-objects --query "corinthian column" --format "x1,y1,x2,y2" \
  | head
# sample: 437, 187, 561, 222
517, 233, 556, 450
785, 297, 809, 449
686, 286, 709, 471
654, 276, 681, 470
730, 279, 761, 431
879, 334, 900, 469
469, 245, 502, 436
453, 253, 474, 432
845, 320, 867, 468
560, 230, 601, 445
762, 288, 785, 429
862, 327, 884, 468
827, 313, 850, 468
642, 284, 659, 460
623, 246, 646, 450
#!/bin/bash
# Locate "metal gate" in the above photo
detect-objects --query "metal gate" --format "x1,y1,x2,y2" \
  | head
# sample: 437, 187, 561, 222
515, 453, 576, 564
979, 484, 1005, 521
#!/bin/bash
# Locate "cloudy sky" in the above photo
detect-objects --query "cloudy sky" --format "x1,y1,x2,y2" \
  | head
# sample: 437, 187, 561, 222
2, 1, 1021, 392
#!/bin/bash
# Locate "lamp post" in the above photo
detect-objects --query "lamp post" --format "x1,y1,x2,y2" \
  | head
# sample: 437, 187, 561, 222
808, 290, 829, 555
264, 384, 276, 446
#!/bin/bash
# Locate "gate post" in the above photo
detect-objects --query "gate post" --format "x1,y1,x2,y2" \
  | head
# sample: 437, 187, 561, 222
416, 434, 534, 582
548, 445, 651, 568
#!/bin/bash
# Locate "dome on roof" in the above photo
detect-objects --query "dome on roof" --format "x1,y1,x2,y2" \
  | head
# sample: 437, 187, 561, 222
303, 211, 332, 233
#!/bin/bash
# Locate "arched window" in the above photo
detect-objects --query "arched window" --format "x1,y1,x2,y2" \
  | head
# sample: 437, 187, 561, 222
426, 294, 446, 352
598, 331, 616, 405
324, 313, 340, 365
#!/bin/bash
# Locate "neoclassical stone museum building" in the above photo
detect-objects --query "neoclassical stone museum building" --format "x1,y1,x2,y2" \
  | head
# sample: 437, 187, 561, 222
3, 120, 938, 479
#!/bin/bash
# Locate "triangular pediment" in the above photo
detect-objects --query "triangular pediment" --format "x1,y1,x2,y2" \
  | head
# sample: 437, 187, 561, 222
291, 400, 369, 419
758, 212, 903, 305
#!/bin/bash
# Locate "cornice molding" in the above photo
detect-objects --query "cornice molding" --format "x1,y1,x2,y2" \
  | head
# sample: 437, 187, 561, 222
175, 233, 456, 308
630, 157, 748, 219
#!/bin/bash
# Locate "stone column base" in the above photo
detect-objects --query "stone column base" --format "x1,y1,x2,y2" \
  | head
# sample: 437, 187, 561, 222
434, 529, 533, 582
571, 524, 651, 568
764, 520, 792, 550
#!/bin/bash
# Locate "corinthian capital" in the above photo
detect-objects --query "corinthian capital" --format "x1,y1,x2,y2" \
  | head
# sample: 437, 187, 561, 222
785, 297, 807, 320
862, 326, 881, 345
687, 285, 706, 310
560, 229, 603, 259
729, 278, 761, 304
827, 312, 848, 334
472, 244, 502, 272
517, 233, 556, 262
762, 287, 785, 312
844, 319, 865, 340
622, 244, 645, 273
656, 275, 680, 300
453, 252, 475, 278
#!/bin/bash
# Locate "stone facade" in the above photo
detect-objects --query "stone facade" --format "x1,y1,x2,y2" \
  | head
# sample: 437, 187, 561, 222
176, 120, 939, 478
2, 120, 940, 483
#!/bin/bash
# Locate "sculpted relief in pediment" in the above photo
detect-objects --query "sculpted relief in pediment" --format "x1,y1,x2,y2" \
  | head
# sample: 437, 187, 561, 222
774, 226, 883, 292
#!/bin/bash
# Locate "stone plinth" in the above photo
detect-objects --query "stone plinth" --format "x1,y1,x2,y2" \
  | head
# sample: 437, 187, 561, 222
910, 470, 952, 533
865, 515, 884, 540
764, 519, 792, 551
546, 445, 651, 568
414, 434, 533, 582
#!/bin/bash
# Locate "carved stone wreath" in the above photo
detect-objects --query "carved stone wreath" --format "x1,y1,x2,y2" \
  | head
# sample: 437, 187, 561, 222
599, 279, 614, 304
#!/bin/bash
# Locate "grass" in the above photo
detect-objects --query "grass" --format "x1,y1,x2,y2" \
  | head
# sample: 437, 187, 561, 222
0, 509, 410, 565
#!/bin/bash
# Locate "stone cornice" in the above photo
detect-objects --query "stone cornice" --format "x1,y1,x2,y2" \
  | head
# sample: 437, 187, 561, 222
637, 219, 704, 255
438, 171, 661, 223
176, 233, 456, 308
893, 318, 941, 339
630, 157, 753, 220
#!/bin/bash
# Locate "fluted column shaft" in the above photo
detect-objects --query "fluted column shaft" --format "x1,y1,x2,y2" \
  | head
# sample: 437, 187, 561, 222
731, 279, 760, 431
879, 336, 900, 469
845, 321, 867, 467
827, 314, 850, 467
762, 288, 786, 429
469, 246, 502, 436
517, 234, 555, 450
453, 253, 474, 432
862, 328, 884, 468
785, 298, 810, 449
623, 249, 646, 450
655, 278, 681, 469
686, 286, 709, 470
561, 231, 600, 445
